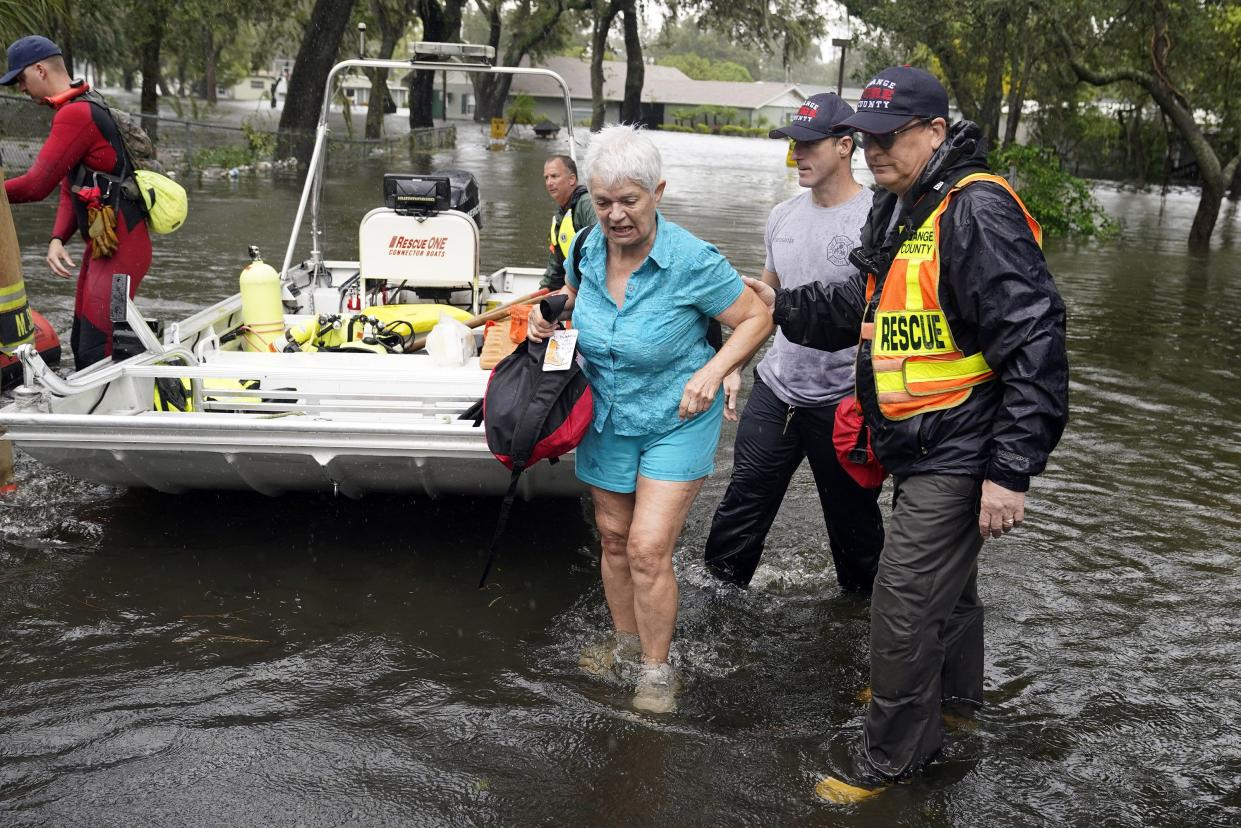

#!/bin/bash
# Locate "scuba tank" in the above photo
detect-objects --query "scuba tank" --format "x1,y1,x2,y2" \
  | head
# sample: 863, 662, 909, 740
239, 246, 284, 352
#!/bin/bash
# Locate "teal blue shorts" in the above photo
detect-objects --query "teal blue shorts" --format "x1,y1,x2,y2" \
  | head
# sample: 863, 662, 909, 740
574, 394, 724, 493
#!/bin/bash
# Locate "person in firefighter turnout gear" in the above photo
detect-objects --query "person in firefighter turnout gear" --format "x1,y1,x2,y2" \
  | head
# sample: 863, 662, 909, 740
743, 66, 1069, 801
540, 154, 595, 290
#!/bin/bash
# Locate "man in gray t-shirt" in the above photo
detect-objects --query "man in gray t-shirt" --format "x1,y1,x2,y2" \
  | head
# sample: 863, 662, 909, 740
705, 93, 884, 591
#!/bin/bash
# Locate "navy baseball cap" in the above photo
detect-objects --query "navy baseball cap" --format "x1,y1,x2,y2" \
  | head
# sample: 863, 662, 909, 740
836, 66, 950, 134
1, 36, 62, 86
769, 93, 855, 141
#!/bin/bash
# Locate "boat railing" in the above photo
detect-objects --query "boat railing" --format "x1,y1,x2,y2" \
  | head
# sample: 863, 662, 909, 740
280, 53, 578, 281
13, 345, 485, 421
14, 343, 201, 400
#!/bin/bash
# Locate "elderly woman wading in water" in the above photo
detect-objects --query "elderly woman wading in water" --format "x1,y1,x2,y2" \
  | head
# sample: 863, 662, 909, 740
528, 125, 772, 712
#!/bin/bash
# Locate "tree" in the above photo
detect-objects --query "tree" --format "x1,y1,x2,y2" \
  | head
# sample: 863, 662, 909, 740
589, 0, 622, 130
363, 0, 418, 140
131, 0, 170, 142
167, 0, 277, 105
0, 1, 67, 45
658, 53, 753, 82
407, 0, 465, 129
649, 16, 762, 80
277, 0, 358, 164
468, 0, 590, 124
1053, 0, 1241, 251
618, 0, 643, 125
844, 0, 1054, 150
670, 0, 827, 77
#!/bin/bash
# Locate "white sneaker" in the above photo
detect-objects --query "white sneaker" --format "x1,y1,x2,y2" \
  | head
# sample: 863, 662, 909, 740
632, 662, 680, 714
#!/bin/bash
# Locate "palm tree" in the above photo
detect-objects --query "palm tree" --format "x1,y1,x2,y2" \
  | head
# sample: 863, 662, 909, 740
0, 2, 66, 46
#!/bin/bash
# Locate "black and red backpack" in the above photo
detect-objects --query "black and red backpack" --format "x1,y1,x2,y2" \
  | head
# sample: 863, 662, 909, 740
476, 293, 593, 586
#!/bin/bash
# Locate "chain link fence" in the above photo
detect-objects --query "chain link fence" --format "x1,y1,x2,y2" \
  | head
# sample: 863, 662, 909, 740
0, 94, 454, 175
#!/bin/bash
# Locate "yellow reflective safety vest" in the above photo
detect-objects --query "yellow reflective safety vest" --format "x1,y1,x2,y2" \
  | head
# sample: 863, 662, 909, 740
862, 173, 1042, 421
548, 188, 587, 259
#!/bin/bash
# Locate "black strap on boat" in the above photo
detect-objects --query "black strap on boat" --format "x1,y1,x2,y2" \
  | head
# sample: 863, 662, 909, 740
458, 398, 483, 425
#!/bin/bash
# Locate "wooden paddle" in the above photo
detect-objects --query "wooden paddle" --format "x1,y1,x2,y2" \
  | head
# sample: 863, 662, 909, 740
404, 287, 550, 353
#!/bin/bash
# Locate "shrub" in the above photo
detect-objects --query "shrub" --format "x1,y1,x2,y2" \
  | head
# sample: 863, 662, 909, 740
192, 145, 252, 168
241, 121, 276, 160
660, 123, 693, 133
693, 123, 711, 134
988, 143, 1116, 239
505, 93, 537, 126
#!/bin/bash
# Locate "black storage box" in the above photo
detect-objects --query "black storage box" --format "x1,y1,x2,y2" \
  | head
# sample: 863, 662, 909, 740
382, 170, 482, 229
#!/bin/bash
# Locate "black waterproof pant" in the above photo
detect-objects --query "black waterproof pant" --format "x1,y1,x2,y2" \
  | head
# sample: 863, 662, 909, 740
704, 376, 884, 591
863, 474, 985, 780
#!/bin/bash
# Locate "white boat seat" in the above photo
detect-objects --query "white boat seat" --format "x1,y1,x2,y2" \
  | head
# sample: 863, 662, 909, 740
357, 208, 480, 292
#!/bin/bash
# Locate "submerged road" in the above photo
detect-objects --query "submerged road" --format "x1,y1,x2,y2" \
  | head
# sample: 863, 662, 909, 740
1, 129, 1239, 826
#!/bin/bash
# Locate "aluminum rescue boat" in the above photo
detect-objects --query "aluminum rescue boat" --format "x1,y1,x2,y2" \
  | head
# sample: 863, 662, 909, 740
0, 46, 586, 498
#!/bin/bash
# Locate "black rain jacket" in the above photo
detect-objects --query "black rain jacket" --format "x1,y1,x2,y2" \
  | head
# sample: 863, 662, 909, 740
772, 121, 1068, 491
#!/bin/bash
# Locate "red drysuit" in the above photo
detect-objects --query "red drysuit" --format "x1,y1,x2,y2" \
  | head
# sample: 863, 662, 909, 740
5, 83, 151, 368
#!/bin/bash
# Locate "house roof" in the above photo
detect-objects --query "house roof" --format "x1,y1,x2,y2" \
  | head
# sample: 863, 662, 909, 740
793, 83, 867, 103
506, 56, 689, 100
505, 56, 806, 111
644, 79, 805, 109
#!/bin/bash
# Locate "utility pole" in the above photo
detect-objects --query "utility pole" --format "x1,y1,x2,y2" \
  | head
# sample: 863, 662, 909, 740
832, 37, 852, 97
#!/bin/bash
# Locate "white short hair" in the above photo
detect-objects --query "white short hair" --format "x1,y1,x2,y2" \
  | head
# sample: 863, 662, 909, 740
584, 124, 662, 194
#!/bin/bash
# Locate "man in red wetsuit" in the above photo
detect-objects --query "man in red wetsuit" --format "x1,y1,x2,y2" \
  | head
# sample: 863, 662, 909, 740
2, 36, 151, 368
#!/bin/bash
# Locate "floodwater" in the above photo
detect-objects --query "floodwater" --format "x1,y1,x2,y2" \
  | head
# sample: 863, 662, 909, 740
2, 126, 1240, 826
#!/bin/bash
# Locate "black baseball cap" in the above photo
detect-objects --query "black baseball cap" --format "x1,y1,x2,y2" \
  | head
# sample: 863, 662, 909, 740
769, 93, 855, 141
836, 66, 950, 134
1, 36, 61, 86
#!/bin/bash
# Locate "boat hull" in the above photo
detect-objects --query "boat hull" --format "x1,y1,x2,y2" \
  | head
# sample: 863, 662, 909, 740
1, 410, 581, 498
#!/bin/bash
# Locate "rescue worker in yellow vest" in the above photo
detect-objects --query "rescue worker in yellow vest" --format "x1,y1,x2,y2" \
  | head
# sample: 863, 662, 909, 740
540, 154, 595, 290
744, 66, 1068, 802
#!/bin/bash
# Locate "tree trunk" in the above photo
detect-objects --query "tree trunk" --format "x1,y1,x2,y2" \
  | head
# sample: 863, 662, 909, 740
57, 19, 75, 79
1188, 178, 1223, 253
1145, 85, 1222, 254
619, 0, 643, 124
277, 0, 358, 165
590, 1, 620, 131
365, 68, 391, 138
976, 27, 1006, 148
366, 0, 415, 139
204, 30, 218, 106
470, 0, 505, 122
409, 64, 439, 129
1228, 155, 1241, 201
475, 74, 515, 123
1002, 45, 1029, 148
138, 13, 165, 143
409, 0, 464, 130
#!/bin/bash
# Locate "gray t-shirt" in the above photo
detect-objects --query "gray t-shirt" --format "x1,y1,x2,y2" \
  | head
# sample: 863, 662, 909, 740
756, 186, 873, 407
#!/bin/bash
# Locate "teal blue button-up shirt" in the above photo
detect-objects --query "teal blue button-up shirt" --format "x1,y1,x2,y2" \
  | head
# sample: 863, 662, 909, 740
567, 213, 744, 436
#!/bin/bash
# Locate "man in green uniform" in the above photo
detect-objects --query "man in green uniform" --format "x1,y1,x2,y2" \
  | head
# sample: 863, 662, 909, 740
540, 154, 594, 290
